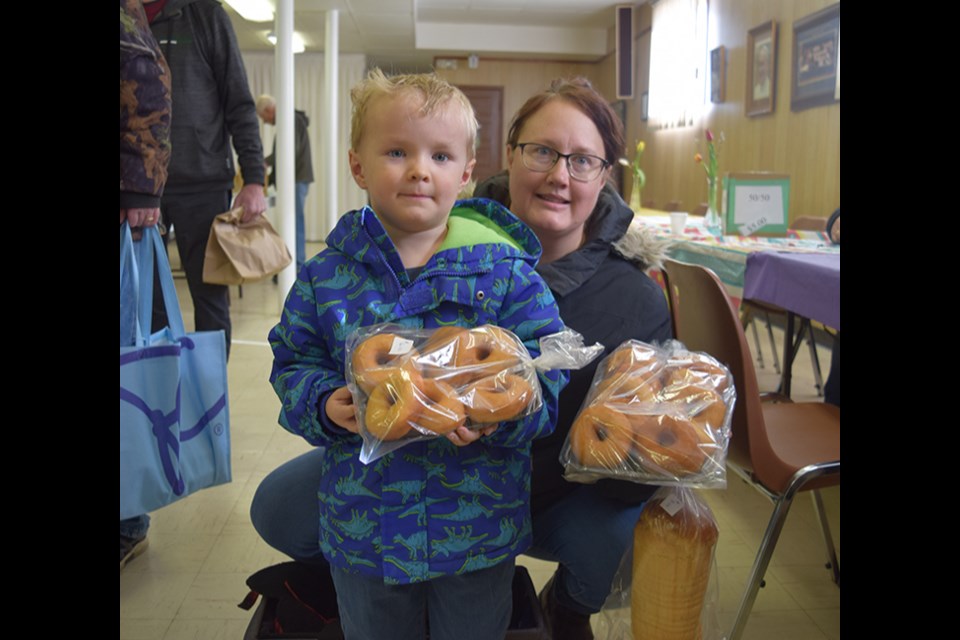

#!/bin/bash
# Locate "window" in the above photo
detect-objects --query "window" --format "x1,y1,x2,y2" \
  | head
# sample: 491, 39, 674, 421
648, 0, 709, 129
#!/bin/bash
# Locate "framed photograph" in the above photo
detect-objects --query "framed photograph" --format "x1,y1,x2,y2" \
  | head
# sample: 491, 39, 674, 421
746, 21, 777, 116
791, 3, 840, 111
710, 46, 726, 103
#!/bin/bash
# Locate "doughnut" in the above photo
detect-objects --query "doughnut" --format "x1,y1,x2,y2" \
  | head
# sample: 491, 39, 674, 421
351, 333, 419, 394
569, 405, 634, 469
603, 343, 659, 377
595, 369, 663, 406
449, 326, 525, 387
629, 414, 707, 477
364, 370, 421, 441
415, 326, 468, 379
660, 385, 726, 437
595, 343, 662, 404
462, 372, 534, 423
664, 352, 730, 391
413, 378, 466, 435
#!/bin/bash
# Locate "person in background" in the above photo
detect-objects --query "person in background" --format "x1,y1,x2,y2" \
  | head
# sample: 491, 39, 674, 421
119, 0, 171, 571
473, 77, 673, 640
256, 94, 315, 270
145, 0, 266, 356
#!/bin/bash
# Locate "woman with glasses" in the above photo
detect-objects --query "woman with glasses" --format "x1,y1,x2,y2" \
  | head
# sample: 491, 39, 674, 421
474, 78, 672, 640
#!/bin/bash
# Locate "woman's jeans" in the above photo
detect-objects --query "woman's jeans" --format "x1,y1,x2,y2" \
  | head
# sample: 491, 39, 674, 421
250, 449, 645, 616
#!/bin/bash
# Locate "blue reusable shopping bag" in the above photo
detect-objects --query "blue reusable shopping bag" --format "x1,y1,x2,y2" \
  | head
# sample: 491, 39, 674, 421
119, 223, 231, 519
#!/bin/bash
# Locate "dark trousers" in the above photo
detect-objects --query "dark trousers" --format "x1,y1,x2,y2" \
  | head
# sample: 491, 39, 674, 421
154, 190, 232, 358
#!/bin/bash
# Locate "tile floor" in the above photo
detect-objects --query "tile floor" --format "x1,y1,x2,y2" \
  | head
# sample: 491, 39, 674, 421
120, 251, 840, 639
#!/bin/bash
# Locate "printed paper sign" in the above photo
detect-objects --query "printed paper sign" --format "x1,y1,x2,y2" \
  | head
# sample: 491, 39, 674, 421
734, 185, 784, 234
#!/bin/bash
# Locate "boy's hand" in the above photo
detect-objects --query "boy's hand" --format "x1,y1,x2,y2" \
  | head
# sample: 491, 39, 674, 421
326, 386, 359, 433
446, 424, 499, 447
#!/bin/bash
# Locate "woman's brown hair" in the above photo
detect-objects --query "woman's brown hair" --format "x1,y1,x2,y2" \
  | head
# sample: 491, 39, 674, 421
506, 77, 625, 165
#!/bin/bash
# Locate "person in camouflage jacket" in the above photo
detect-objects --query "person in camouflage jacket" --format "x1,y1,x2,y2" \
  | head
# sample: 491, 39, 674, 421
119, 0, 171, 570
119, 0, 170, 220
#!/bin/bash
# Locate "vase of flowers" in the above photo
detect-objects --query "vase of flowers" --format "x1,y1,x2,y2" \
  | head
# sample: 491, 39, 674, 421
695, 130, 723, 235
620, 140, 646, 211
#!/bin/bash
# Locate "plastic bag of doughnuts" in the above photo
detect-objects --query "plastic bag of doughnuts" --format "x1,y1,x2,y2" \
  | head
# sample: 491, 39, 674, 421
561, 340, 735, 488
346, 324, 603, 464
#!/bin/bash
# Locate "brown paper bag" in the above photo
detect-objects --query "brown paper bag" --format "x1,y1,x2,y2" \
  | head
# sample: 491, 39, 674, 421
202, 208, 292, 285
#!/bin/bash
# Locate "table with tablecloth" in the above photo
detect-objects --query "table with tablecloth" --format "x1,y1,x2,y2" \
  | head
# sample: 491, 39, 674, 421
636, 215, 840, 396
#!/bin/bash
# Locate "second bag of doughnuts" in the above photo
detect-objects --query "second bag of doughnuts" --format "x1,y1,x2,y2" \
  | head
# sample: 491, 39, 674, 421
561, 340, 734, 488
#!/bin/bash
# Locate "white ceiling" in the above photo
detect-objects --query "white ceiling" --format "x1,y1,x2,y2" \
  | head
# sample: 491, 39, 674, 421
226, 0, 639, 71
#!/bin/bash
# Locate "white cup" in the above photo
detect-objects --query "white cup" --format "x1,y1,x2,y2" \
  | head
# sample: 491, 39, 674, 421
670, 212, 688, 235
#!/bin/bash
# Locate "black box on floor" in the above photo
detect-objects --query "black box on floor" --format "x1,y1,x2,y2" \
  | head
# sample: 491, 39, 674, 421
241, 563, 549, 640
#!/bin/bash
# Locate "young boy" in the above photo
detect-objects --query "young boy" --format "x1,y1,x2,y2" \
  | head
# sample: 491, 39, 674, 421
268, 69, 567, 640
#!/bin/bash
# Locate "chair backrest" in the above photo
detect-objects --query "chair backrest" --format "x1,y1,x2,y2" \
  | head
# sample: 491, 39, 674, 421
657, 266, 680, 340
789, 216, 827, 231
663, 200, 683, 212
661, 259, 765, 473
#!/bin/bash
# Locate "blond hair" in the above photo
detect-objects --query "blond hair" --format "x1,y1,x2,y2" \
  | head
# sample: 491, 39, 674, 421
350, 68, 478, 158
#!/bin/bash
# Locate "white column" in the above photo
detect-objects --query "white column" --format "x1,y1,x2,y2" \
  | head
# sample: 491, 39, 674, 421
275, 0, 296, 301
324, 10, 339, 233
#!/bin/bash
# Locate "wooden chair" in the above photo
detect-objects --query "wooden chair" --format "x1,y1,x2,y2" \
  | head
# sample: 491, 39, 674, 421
661, 259, 840, 640
790, 216, 828, 231
663, 200, 683, 212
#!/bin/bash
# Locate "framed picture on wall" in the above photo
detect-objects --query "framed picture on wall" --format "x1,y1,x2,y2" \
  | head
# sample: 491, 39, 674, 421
790, 3, 840, 111
710, 46, 726, 103
746, 21, 777, 116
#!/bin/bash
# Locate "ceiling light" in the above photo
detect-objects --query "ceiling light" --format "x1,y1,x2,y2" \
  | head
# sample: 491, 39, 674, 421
223, 0, 274, 22
266, 31, 306, 54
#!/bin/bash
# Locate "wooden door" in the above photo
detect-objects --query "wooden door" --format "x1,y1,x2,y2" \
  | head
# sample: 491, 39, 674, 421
458, 86, 503, 186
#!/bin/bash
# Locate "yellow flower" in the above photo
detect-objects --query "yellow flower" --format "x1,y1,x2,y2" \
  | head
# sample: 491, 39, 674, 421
694, 152, 703, 163
636, 140, 645, 154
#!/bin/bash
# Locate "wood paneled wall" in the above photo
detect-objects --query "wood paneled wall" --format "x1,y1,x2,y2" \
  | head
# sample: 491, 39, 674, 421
436, 60, 605, 157
438, 0, 839, 222
628, 0, 840, 221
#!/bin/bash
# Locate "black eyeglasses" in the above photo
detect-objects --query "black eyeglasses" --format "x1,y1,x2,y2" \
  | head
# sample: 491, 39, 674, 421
515, 143, 609, 182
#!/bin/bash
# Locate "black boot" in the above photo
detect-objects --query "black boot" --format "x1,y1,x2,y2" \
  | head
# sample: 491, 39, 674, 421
539, 574, 595, 640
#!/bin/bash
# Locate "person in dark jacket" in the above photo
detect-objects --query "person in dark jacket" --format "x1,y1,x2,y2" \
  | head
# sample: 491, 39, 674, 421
256, 94, 315, 269
473, 77, 673, 640
146, 0, 266, 353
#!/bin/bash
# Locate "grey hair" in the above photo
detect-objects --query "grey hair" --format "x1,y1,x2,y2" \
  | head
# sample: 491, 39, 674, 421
255, 94, 276, 117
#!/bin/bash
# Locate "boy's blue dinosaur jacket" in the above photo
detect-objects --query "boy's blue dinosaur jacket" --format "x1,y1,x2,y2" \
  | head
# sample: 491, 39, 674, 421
269, 198, 567, 585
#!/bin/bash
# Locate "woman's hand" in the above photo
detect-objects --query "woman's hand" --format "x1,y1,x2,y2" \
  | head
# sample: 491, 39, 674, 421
120, 207, 161, 227
325, 386, 359, 433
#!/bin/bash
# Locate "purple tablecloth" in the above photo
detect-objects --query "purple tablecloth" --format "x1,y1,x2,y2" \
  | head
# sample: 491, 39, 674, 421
743, 252, 840, 329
